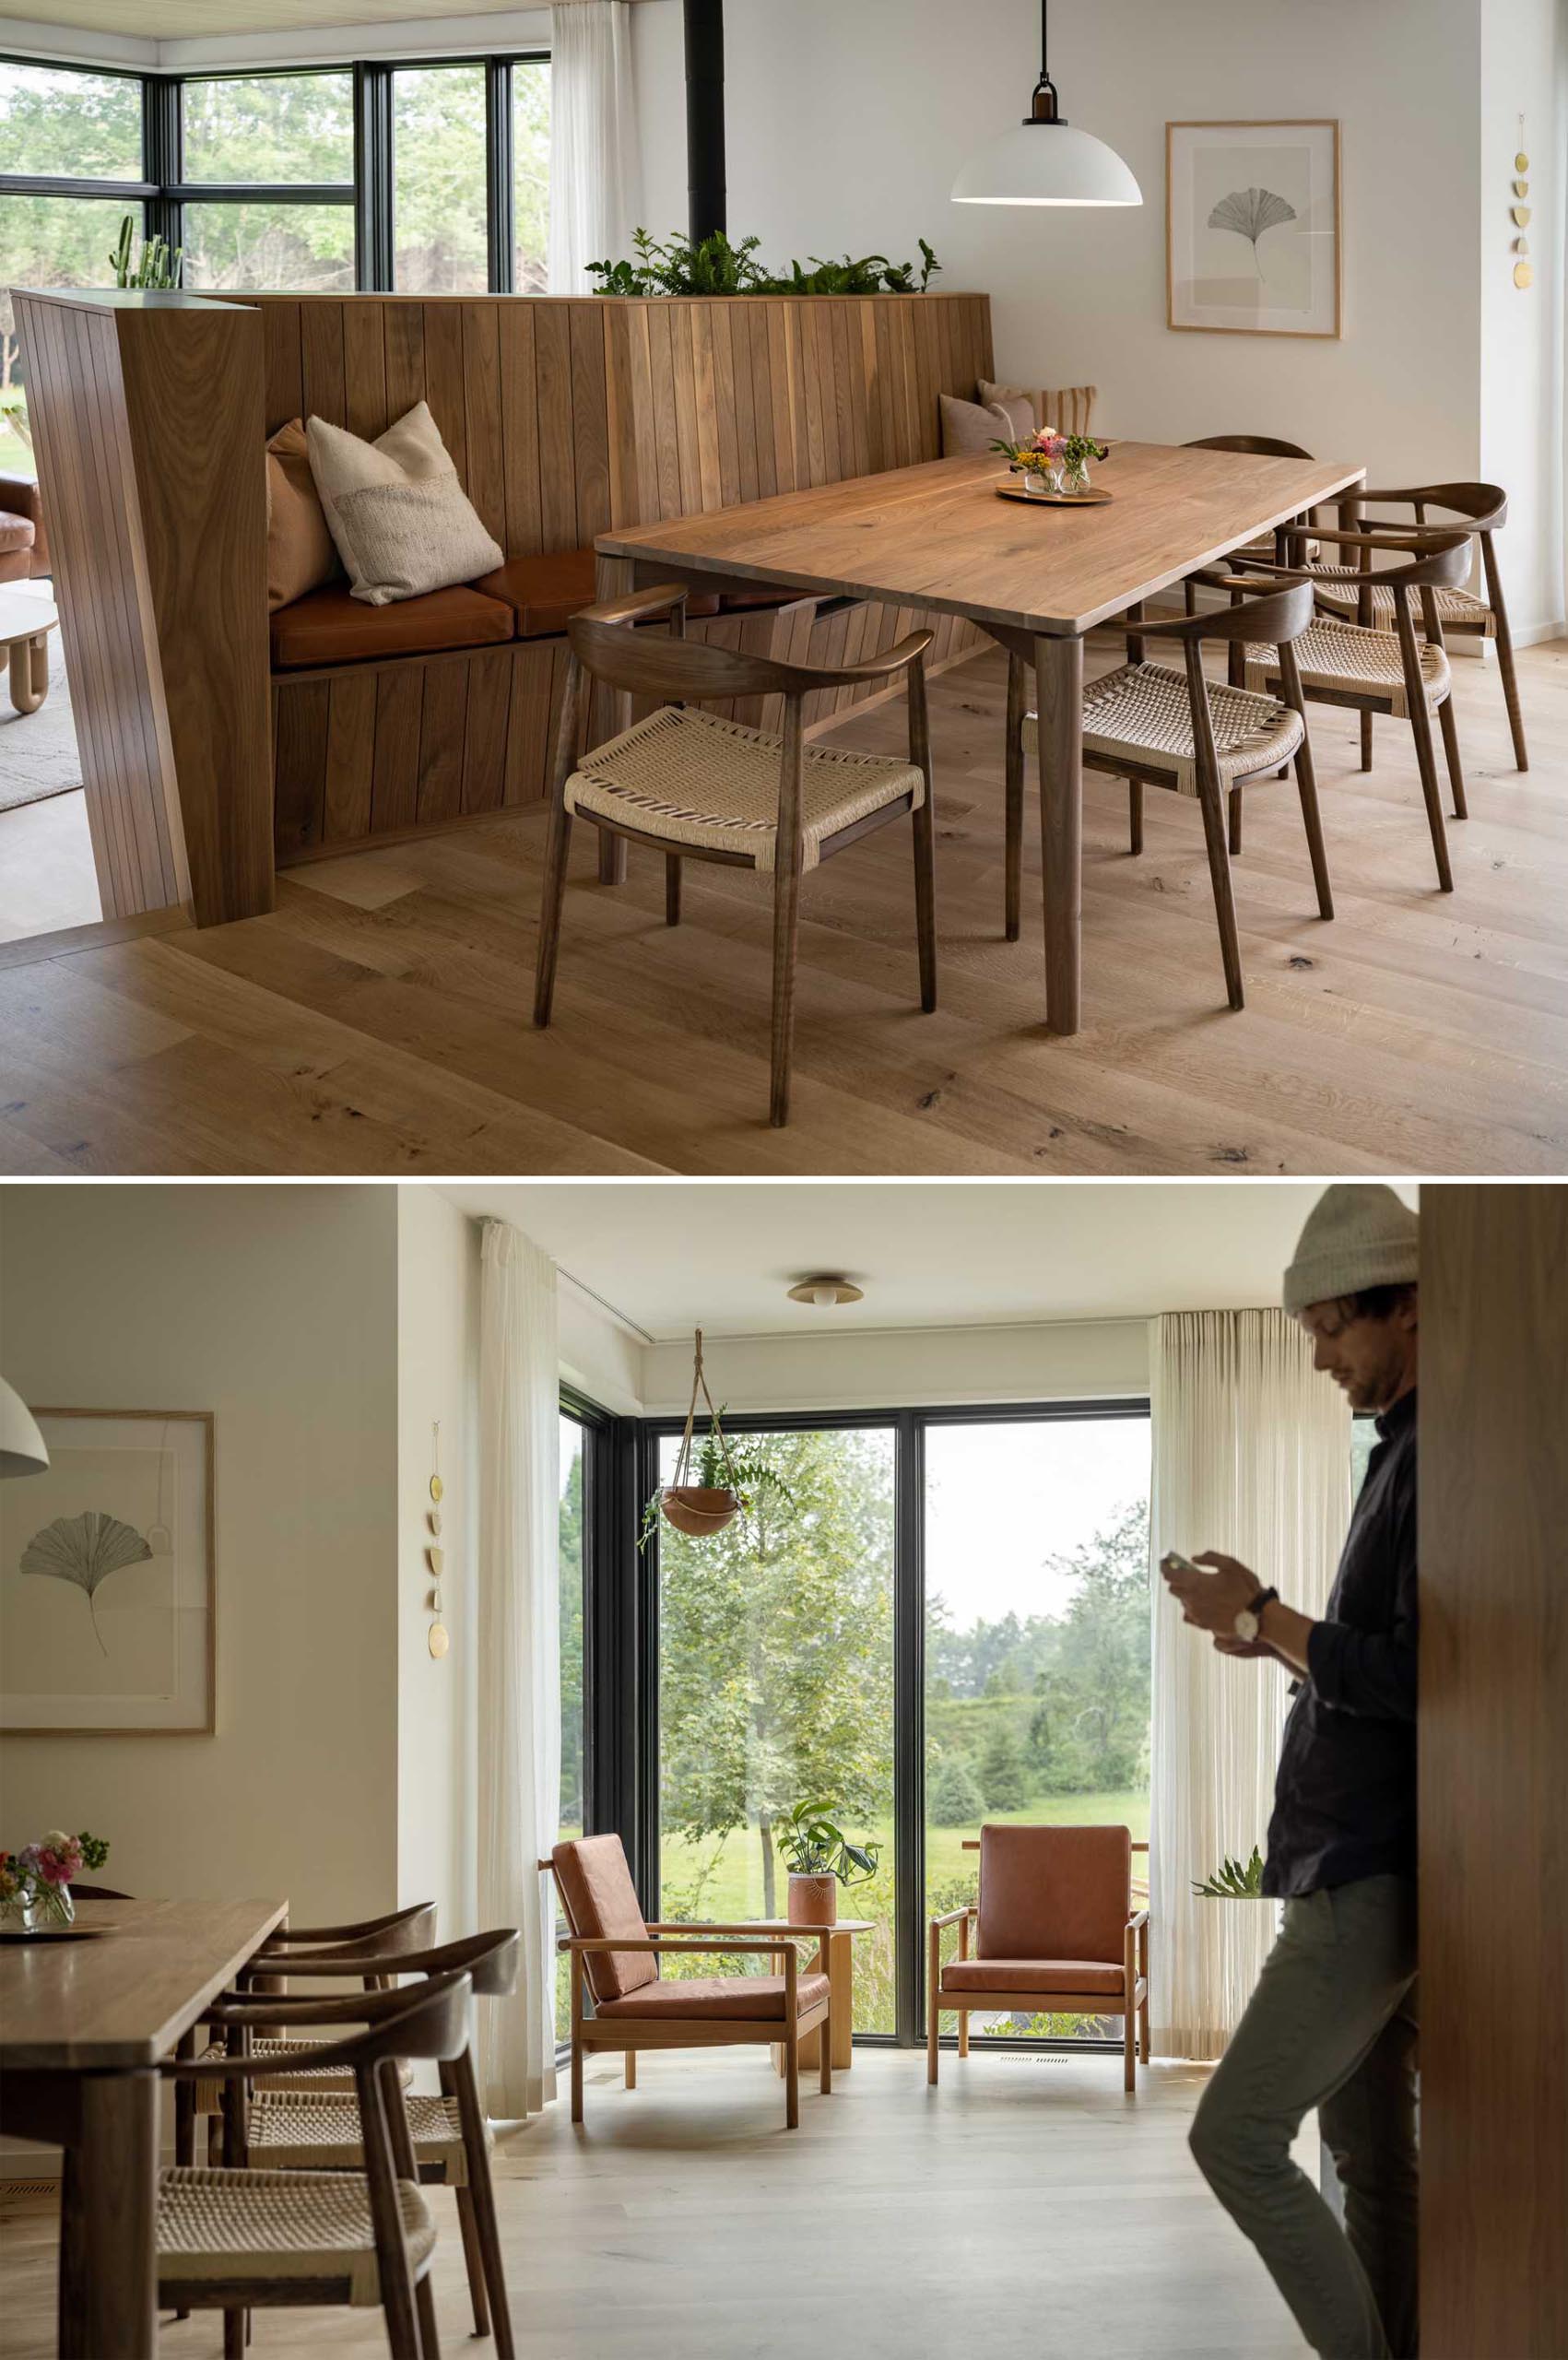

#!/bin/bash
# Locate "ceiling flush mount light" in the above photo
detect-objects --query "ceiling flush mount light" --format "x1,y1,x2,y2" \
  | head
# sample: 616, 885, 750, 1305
951, 0, 1141, 209
786, 1275, 866, 1309
0, 1377, 49, 1480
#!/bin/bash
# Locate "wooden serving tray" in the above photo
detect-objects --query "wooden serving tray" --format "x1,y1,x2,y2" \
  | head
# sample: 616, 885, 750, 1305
996, 480, 1114, 508
0, 1926, 112, 1942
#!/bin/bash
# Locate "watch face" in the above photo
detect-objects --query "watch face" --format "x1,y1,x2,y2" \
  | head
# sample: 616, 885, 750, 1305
1235, 1609, 1259, 1642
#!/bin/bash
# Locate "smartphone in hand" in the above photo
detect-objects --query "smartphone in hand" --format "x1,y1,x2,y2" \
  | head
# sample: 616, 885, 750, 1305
1161, 1550, 1205, 1580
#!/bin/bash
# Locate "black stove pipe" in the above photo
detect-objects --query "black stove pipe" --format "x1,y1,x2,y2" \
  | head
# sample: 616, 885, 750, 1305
684, 0, 726, 244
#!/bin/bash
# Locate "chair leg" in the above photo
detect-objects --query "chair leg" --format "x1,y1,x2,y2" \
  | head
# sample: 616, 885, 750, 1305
913, 788, 937, 1013
532, 806, 575, 1029
1437, 692, 1468, 820
224, 2311, 244, 2360
665, 854, 682, 926
1004, 650, 1027, 939
1127, 778, 1142, 856
1183, 577, 1197, 617
1496, 631, 1529, 771
1139, 1995, 1150, 2063
784, 2024, 800, 2130
416, 2266, 442, 2360
1360, 711, 1374, 772
453, 2051, 514, 2360
957, 2004, 970, 2059
927, 1964, 939, 2085
1124, 2006, 1136, 2094
454, 2184, 491, 2339
1195, 770, 1245, 1009
1291, 733, 1334, 922
819, 2023, 832, 2096
625, 2051, 637, 2089
1227, 787, 1242, 856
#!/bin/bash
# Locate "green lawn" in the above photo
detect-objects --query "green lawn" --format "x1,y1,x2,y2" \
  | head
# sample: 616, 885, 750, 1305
0, 415, 34, 478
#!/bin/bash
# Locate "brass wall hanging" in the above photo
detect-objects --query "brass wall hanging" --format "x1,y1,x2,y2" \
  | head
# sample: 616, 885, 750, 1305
1513, 118, 1532, 289
427, 1421, 449, 1658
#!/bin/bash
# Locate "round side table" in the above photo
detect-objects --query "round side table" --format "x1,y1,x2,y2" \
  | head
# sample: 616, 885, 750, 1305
0, 590, 59, 716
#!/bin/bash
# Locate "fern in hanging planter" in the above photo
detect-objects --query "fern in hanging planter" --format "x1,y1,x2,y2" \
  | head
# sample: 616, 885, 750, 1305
640, 1330, 796, 1548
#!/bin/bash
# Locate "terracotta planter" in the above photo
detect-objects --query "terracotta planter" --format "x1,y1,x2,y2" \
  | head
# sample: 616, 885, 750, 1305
660, 1485, 741, 1538
786, 1872, 838, 1929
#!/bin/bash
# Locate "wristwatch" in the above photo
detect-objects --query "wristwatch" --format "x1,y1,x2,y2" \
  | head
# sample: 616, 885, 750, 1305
1234, 1586, 1279, 1643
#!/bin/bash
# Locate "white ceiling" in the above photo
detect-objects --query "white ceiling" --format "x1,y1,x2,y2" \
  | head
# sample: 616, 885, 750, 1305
7, 0, 558, 38
440, 1182, 1420, 1343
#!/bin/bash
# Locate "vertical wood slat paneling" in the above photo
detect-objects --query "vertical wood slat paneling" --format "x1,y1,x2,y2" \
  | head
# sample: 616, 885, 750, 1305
421, 302, 467, 481
300, 301, 347, 429
1420, 1186, 1568, 2360
341, 303, 386, 441
499, 301, 543, 559
323, 670, 376, 841
534, 301, 577, 552
569, 301, 612, 549
462, 304, 506, 549
416, 657, 468, 823
371, 663, 423, 832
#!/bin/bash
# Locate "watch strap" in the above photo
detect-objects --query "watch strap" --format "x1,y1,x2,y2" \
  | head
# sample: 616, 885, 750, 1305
1245, 1586, 1279, 1619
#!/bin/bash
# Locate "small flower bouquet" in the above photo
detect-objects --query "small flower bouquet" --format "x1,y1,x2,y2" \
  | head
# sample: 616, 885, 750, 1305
992, 426, 1110, 497
0, 1829, 109, 1932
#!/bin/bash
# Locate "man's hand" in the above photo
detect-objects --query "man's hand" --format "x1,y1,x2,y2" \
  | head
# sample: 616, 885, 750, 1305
1212, 1634, 1272, 1657
1160, 1549, 1258, 1634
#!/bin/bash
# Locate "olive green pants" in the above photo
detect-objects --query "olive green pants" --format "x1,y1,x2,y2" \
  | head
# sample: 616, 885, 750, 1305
1189, 1873, 1419, 2360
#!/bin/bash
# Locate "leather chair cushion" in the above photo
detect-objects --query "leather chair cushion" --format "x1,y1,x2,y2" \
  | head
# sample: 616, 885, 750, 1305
551, 1835, 656, 2002
941, 1958, 1127, 1996
269, 583, 514, 669
594, 1971, 831, 2021
976, 1823, 1131, 1964
472, 546, 600, 638
0, 513, 35, 558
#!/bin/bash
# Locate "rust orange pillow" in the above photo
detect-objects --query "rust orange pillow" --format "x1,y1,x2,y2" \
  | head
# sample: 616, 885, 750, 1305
265, 419, 339, 612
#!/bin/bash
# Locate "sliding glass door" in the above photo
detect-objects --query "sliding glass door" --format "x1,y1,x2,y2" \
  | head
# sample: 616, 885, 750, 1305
654, 1423, 898, 2033
924, 1408, 1151, 2043
640, 1400, 1150, 2049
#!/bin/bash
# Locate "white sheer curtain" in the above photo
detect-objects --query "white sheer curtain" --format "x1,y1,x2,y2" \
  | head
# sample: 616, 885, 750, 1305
1148, 1309, 1350, 2059
476, 1219, 560, 2118
548, 1, 641, 293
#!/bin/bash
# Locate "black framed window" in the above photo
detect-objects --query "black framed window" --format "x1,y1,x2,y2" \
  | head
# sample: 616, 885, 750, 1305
178, 70, 355, 293
632, 1398, 1152, 2051
0, 56, 153, 475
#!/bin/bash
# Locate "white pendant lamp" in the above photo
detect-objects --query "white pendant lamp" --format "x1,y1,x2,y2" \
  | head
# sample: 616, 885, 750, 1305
0, 1376, 49, 1479
952, 1, 1141, 209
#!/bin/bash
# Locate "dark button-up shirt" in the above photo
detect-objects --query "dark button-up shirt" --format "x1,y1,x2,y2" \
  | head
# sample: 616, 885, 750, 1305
1263, 1386, 1418, 1898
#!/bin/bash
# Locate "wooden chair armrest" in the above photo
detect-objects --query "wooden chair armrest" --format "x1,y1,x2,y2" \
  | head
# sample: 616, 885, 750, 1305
644, 1922, 821, 1938
1126, 1910, 1150, 1932
580, 582, 692, 629
557, 1936, 794, 1958
928, 1906, 978, 1931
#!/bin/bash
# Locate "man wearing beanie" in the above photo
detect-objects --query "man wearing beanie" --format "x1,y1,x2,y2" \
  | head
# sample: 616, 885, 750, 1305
1161, 1183, 1421, 2360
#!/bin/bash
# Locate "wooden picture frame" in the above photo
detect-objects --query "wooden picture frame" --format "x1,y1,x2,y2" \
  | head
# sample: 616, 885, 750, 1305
0, 1409, 216, 1735
1167, 120, 1342, 339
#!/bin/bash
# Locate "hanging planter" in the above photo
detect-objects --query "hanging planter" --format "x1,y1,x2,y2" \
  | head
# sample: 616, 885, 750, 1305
652, 1328, 743, 1540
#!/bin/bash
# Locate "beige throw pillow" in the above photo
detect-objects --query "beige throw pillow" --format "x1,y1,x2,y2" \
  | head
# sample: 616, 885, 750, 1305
305, 401, 504, 607
265, 419, 340, 613
978, 381, 1040, 442
939, 391, 1018, 456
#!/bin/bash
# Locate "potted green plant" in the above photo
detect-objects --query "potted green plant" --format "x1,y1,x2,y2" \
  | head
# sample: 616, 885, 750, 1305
779, 1801, 880, 1928
641, 1329, 796, 1545
1191, 1844, 1266, 1897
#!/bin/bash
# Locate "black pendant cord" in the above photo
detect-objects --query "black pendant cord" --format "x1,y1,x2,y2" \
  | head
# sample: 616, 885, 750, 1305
1026, 0, 1065, 124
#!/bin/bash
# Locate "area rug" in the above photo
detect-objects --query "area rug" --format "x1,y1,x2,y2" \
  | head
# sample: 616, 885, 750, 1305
0, 607, 82, 813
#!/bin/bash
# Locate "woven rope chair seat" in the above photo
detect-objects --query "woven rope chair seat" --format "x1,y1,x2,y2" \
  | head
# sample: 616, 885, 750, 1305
1072, 662, 1303, 796
1311, 579, 1495, 638
1244, 620, 1450, 717
195, 2037, 413, 2115
563, 704, 924, 873
245, 2090, 478, 2185
158, 2165, 434, 2305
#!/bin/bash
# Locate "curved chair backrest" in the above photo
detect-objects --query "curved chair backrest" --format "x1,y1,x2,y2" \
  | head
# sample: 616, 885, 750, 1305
69, 1882, 131, 1900
1185, 432, 1315, 461
256, 1927, 522, 2000
184, 1970, 476, 2078
1355, 481, 1507, 534
1294, 527, 1475, 595
260, 1900, 438, 1955
1141, 574, 1316, 649
570, 585, 797, 704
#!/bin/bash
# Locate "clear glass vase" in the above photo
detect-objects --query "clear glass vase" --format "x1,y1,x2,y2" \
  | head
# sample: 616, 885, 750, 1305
1062, 456, 1092, 497
3, 1882, 74, 1933
1021, 465, 1062, 498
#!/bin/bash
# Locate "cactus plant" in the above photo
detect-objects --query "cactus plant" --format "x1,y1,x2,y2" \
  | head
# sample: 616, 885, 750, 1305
110, 214, 183, 291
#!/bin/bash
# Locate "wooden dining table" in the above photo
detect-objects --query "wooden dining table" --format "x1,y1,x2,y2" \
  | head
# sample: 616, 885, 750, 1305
595, 440, 1365, 1035
0, 1894, 288, 2357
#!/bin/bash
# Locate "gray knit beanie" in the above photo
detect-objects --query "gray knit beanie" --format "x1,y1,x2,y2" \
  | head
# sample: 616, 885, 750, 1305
1282, 1184, 1419, 1318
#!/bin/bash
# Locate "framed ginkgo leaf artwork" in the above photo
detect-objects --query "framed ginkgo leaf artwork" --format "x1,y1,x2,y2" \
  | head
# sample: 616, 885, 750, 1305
1, 1410, 215, 1733
1167, 121, 1341, 338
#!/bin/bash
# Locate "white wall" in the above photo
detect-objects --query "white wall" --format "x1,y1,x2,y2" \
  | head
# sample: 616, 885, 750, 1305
634, 0, 1563, 636
395, 1185, 481, 1942
0, 1184, 401, 1924
640, 1317, 1149, 1415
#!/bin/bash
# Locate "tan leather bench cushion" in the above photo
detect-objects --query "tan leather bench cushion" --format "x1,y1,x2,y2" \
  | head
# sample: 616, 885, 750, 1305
474, 546, 600, 639
0, 513, 35, 559
976, 1823, 1130, 1964
594, 1971, 831, 2022
941, 1958, 1126, 1996
270, 582, 514, 669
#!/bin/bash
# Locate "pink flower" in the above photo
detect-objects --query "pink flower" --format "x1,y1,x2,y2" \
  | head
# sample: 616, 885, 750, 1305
1032, 431, 1067, 461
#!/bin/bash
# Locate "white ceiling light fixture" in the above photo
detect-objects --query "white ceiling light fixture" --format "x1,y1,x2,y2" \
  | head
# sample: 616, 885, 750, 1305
0, 1377, 50, 1480
951, 0, 1141, 210
786, 1275, 866, 1310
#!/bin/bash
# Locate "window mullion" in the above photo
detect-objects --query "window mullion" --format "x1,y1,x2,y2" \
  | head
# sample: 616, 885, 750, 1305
142, 73, 183, 263
485, 57, 514, 294
353, 60, 394, 290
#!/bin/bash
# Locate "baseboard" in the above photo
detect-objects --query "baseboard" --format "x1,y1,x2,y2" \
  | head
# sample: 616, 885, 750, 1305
1515, 618, 1566, 650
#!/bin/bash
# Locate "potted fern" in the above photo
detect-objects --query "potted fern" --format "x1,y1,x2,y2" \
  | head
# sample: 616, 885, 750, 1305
779, 1801, 880, 1929
639, 1330, 796, 1545
1191, 1845, 1266, 1898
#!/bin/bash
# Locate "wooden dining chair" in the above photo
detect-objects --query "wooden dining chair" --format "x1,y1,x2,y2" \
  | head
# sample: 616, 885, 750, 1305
226, 1929, 520, 2359
1005, 576, 1330, 1009
533, 583, 937, 1127
544, 1835, 832, 2129
157, 1971, 472, 2360
1307, 483, 1527, 772
1232, 526, 1476, 891
1181, 434, 1327, 594
928, 1825, 1149, 2094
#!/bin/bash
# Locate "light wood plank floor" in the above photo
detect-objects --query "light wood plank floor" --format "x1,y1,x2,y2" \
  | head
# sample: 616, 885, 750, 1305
0, 2047, 1313, 2358
0, 635, 1562, 1176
